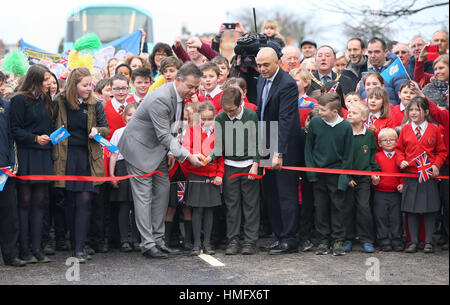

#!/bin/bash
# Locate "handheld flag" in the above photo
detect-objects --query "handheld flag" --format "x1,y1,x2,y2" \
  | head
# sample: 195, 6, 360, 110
328, 82, 339, 93
93, 134, 119, 153
50, 126, 71, 145
0, 170, 8, 191
177, 182, 186, 203
380, 57, 407, 83
414, 151, 433, 183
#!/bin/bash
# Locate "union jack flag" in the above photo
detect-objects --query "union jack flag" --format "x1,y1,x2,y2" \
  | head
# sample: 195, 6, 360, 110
177, 182, 186, 203
414, 152, 433, 183
328, 82, 339, 93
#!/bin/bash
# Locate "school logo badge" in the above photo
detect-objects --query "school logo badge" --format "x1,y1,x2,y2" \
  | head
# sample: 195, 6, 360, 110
363, 145, 369, 154
428, 137, 436, 145
389, 64, 399, 76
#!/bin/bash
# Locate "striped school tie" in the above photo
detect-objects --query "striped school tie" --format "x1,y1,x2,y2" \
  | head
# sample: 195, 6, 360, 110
369, 114, 376, 126
415, 126, 422, 141
118, 105, 125, 115
387, 152, 393, 159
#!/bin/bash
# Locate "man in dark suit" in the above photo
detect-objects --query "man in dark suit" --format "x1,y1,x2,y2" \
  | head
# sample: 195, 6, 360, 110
256, 47, 303, 254
307, 45, 356, 95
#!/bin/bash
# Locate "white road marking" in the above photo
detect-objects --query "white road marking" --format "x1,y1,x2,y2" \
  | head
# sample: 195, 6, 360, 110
198, 253, 225, 267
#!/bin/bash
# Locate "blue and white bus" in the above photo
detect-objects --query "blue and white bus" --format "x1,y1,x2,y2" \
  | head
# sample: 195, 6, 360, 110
64, 4, 154, 52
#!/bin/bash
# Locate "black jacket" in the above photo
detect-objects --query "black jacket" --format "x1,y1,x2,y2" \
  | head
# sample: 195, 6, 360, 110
307, 70, 356, 95
0, 99, 15, 168
256, 68, 303, 166
341, 55, 368, 89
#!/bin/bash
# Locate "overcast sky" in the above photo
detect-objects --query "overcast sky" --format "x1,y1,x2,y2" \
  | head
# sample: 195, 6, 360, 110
0, 0, 448, 53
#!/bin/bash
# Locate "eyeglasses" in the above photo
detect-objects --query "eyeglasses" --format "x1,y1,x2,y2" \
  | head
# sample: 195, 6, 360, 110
112, 87, 129, 92
155, 53, 168, 58
379, 139, 396, 143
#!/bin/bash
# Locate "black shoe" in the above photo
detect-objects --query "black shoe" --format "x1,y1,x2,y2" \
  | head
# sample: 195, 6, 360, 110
241, 243, 257, 255
442, 243, 449, 251
417, 243, 425, 251
299, 240, 314, 252
381, 244, 393, 252
55, 239, 69, 251
332, 241, 346, 256
43, 243, 56, 256
225, 239, 240, 255
84, 245, 95, 256
73, 252, 87, 264
120, 242, 133, 252
5, 258, 27, 267
393, 244, 404, 252
190, 247, 201, 256
143, 247, 168, 259
405, 243, 417, 253
157, 244, 181, 255
315, 243, 330, 255
259, 239, 279, 252
32, 250, 51, 263
203, 245, 215, 255
183, 242, 193, 251
423, 243, 434, 254
92, 244, 109, 253
20, 252, 38, 264
269, 242, 298, 255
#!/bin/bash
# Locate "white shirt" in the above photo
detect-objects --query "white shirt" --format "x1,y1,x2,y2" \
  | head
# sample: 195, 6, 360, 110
383, 150, 395, 159
173, 82, 184, 122
226, 103, 244, 121
264, 67, 280, 93
370, 111, 382, 119
324, 115, 344, 128
411, 120, 428, 137
204, 86, 222, 99
353, 126, 367, 136
400, 103, 406, 112
111, 97, 128, 113
110, 127, 125, 161
133, 93, 146, 103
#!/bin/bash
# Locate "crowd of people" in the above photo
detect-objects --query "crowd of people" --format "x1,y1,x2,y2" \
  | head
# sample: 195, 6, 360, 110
0, 20, 448, 268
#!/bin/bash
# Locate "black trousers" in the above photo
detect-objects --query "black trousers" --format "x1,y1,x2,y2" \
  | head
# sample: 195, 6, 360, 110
299, 174, 315, 241
0, 178, 19, 263
343, 176, 375, 244
373, 190, 402, 246
89, 184, 110, 247
440, 165, 449, 241
42, 187, 66, 245
313, 174, 347, 244
263, 169, 299, 247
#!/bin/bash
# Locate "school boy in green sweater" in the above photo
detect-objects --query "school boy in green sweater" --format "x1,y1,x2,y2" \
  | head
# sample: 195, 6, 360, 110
304, 92, 353, 256
344, 102, 380, 253
205, 87, 260, 255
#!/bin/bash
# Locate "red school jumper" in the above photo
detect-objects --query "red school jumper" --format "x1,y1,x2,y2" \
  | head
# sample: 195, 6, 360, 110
180, 124, 225, 179
374, 152, 403, 192
370, 116, 395, 151
104, 99, 127, 176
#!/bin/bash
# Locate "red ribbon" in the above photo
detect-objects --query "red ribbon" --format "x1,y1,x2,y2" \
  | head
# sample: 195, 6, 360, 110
0, 168, 163, 182
228, 166, 449, 180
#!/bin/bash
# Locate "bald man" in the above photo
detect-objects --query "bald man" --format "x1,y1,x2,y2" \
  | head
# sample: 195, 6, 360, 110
407, 35, 434, 79
392, 43, 411, 67
281, 46, 301, 72
256, 48, 303, 254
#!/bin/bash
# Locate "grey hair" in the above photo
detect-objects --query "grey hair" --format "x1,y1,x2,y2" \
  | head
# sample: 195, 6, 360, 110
176, 62, 203, 81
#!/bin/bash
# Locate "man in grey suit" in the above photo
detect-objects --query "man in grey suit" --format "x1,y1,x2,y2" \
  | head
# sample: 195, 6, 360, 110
118, 63, 205, 259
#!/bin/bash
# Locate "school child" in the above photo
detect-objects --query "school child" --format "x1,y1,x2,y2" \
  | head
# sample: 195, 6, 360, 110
115, 63, 132, 82
298, 108, 320, 251
304, 92, 354, 256
10, 65, 55, 264
109, 102, 141, 252
0, 96, 25, 267
126, 68, 151, 104
204, 87, 260, 255
262, 20, 286, 48
343, 101, 380, 253
198, 62, 223, 114
164, 103, 199, 251
94, 78, 113, 106
222, 77, 257, 112
181, 101, 224, 256
104, 75, 131, 141
344, 92, 362, 110
391, 80, 417, 128
372, 128, 404, 252
53, 67, 109, 263
366, 87, 395, 150
321, 81, 348, 119
396, 96, 447, 253
289, 68, 318, 127
211, 56, 231, 86
160, 56, 183, 83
